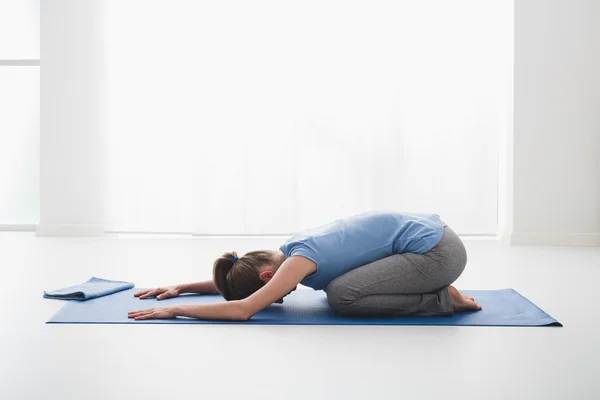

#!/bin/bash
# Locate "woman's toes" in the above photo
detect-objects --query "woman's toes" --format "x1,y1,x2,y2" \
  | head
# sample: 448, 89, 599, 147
457, 298, 483, 312
448, 286, 483, 312
462, 295, 475, 303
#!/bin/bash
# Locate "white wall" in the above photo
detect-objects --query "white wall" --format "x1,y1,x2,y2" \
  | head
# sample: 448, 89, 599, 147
510, 0, 600, 246
37, 0, 106, 236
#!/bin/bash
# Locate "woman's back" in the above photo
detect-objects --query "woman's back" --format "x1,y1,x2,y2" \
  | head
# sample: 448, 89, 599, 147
279, 211, 445, 290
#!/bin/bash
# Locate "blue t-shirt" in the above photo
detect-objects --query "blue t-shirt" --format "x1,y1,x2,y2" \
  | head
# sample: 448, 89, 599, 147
279, 211, 445, 291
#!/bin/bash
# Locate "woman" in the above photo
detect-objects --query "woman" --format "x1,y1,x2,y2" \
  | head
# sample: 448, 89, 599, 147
128, 211, 482, 321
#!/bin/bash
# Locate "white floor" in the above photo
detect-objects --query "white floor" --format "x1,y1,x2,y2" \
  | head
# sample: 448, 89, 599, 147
1, 232, 599, 400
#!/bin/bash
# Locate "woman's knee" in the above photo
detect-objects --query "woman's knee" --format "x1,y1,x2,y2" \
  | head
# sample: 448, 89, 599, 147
326, 278, 361, 316
448, 232, 467, 280
430, 227, 468, 284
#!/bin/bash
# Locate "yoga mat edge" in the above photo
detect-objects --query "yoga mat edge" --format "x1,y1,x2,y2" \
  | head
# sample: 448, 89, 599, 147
46, 287, 562, 327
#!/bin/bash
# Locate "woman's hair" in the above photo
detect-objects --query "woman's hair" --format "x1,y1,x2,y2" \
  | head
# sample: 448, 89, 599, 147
213, 250, 276, 301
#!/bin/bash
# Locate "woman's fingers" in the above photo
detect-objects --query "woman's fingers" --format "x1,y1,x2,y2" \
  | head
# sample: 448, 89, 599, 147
129, 310, 155, 320
139, 288, 167, 299
135, 287, 178, 300
156, 290, 179, 300
128, 307, 175, 320
128, 313, 150, 319
128, 308, 155, 318
128, 308, 151, 314
138, 289, 159, 299
127, 311, 144, 318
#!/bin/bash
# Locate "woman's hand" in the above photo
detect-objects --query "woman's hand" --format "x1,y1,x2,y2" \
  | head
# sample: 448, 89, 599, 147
128, 306, 176, 320
134, 286, 180, 300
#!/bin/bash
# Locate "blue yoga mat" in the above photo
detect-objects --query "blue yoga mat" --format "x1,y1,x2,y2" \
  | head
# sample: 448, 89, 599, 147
47, 288, 561, 327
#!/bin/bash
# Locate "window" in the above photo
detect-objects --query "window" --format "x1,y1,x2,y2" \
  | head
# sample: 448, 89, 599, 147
0, 0, 40, 225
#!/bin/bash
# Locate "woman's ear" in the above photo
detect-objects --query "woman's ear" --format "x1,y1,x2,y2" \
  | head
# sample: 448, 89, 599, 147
259, 270, 275, 283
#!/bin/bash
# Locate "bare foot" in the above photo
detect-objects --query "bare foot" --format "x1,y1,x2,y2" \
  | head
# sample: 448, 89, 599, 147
448, 285, 482, 312
460, 291, 475, 302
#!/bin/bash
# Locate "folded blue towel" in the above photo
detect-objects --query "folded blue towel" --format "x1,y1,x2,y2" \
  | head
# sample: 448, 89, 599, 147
43, 277, 135, 301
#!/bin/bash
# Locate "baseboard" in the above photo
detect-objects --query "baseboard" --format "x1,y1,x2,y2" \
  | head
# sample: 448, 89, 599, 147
510, 232, 600, 246
0, 224, 36, 232
36, 224, 105, 237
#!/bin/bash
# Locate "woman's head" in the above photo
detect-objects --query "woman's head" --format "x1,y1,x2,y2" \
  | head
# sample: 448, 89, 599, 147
213, 250, 280, 301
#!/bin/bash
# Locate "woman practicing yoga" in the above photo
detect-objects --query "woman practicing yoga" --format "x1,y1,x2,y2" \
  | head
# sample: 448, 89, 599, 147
128, 211, 482, 321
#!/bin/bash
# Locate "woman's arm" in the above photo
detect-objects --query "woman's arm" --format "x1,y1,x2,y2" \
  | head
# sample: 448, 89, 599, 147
171, 301, 250, 321
128, 256, 316, 321
176, 280, 219, 295
134, 280, 218, 300
239, 256, 316, 317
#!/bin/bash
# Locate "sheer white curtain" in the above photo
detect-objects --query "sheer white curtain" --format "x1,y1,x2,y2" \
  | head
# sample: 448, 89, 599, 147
106, 0, 512, 234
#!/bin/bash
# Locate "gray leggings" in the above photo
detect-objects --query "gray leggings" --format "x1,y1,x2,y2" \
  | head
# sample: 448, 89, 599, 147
326, 226, 466, 317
